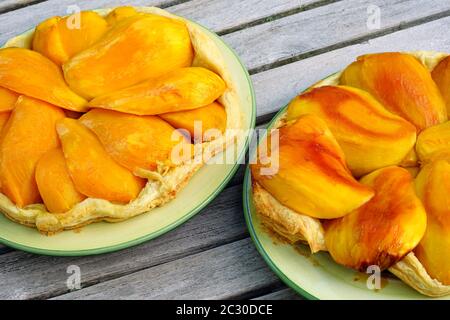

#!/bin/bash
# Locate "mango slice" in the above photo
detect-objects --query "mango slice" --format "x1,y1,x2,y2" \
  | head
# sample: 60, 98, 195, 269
431, 55, 450, 114
251, 114, 374, 219
286, 85, 417, 176
0, 111, 10, 133
56, 118, 145, 203
0, 48, 87, 112
35, 148, 86, 213
105, 6, 138, 25
32, 12, 108, 65
159, 101, 227, 141
341, 52, 447, 131
63, 14, 194, 99
0, 87, 19, 112
0, 96, 65, 207
90, 67, 226, 115
80, 109, 191, 172
325, 166, 427, 271
416, 121, 450, 162
32, 17, 66, 66
415, 159, 450, 285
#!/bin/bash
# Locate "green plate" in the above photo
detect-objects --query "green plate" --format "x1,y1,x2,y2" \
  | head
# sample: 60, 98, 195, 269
0, 13, 256, 256
243, 106, 449, 300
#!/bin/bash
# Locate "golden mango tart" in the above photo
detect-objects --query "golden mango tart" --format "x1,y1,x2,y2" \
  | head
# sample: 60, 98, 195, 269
251, 51, 450, 297
0, 7, 244, 235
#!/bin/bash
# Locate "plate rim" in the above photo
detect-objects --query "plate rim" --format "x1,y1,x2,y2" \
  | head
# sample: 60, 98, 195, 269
242, 104, 319, 300
0, 18, 256, 257
243, 167, 318, 300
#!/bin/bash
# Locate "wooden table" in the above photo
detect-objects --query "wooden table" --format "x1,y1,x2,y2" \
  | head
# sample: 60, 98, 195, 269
1, 0, 450, 300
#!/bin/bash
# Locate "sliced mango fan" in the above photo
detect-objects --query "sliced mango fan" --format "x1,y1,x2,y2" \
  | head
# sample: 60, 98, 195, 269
251, 51, 450, 297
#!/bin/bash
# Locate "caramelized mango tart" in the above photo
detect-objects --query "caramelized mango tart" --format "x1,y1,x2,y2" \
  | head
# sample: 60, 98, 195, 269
251, 51, 450, 297
0, 7, 243, 235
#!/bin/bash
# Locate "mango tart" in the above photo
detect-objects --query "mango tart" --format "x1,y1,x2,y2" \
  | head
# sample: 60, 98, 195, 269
251, 51, 450, 297
0, 7, 244, 234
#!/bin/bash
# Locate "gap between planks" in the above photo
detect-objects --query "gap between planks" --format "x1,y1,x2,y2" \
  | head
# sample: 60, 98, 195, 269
215, 0, 341, 36
0, 0, 45, 14
52, 238, 285, 300
247, 8, 450, 75
0, 0, 331, 45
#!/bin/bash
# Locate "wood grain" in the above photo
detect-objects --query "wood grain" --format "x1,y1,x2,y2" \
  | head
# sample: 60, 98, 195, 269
0, 0, 325, 45
169, 0, 325, 35
252, 14, 450, 122
53, 238, 282, 300
0, 185, 248, 299
253, 288, 303, 300
222, 0, 450, 73
0, 0, 41, 13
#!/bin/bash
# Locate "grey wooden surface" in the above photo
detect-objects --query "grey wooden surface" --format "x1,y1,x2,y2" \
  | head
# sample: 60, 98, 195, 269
1, 0, 449, 300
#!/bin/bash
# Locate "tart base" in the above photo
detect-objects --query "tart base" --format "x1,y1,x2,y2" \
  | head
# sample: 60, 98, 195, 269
389, 253, 450, 297
252, 182, 326, 253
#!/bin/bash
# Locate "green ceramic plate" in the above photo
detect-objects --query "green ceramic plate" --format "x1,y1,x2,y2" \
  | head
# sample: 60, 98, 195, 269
0, 12, 256, 256
243, 106, 449, 300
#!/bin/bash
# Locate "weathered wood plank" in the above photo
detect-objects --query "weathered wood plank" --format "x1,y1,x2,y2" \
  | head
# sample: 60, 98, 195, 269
252, 14, 450, 122
223, 0, 450, 73
0, 0, 41, 13
253, 288, 303, 300
53, 238, 282, 300
0, 0, 327, 45
0, 185, 248, 300
169, 0, 325, 35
